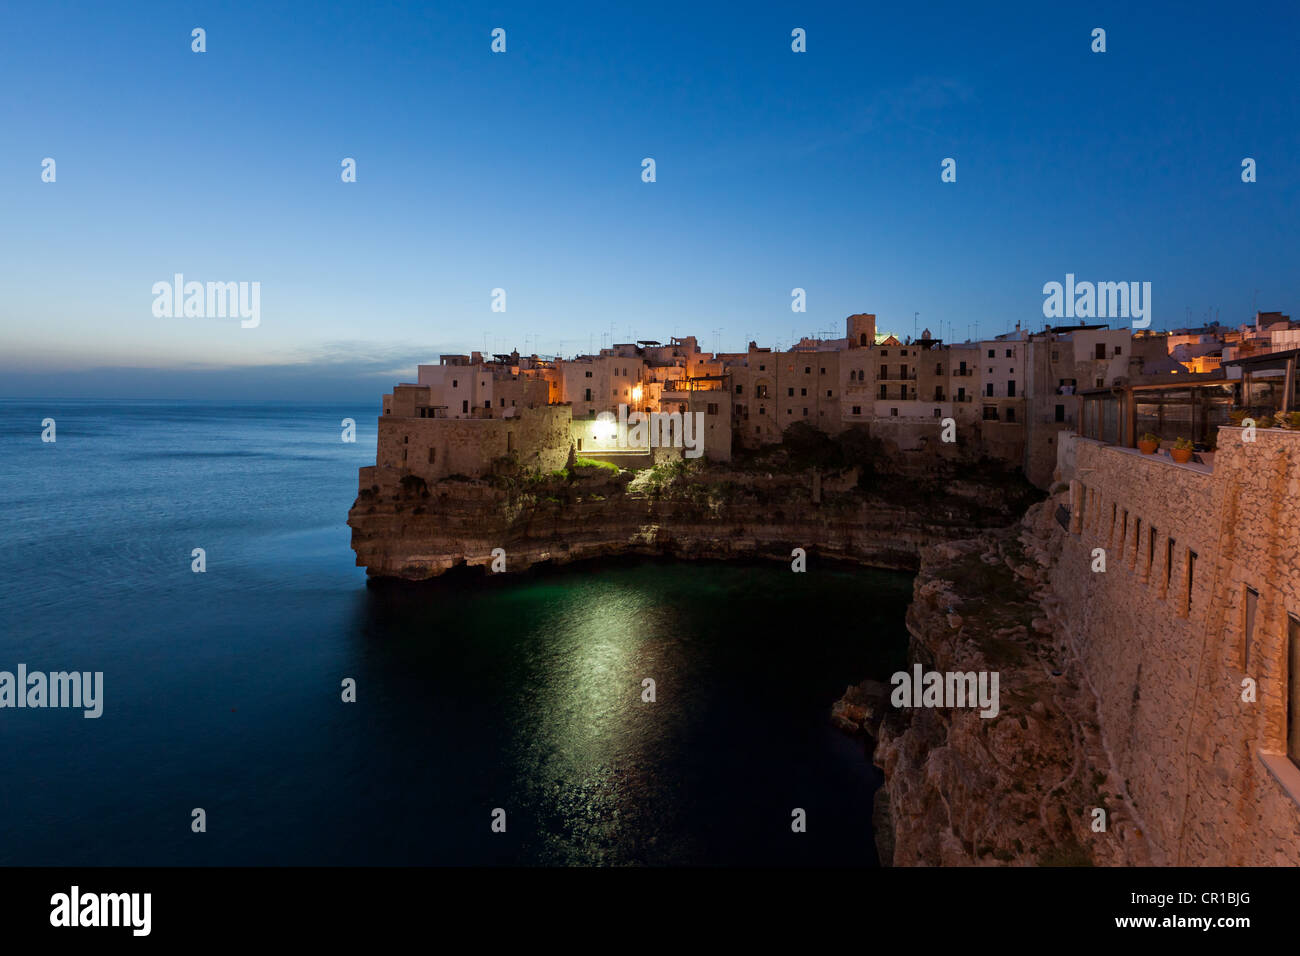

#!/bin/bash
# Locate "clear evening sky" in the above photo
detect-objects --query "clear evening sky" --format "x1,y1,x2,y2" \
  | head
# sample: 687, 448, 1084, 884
2, 0, 1297, 400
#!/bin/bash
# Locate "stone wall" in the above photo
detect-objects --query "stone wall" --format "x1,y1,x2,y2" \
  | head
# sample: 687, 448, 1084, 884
376, 405, 570, 481
1048, 428, 1300, 864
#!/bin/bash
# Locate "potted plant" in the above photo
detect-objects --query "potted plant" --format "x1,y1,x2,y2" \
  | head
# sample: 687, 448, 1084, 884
1137, 432, 1160, 454
1170, 437, 1194, 463
1282, 412, 1300, 430
1258, 414, 1275, 429
1229, 408, 1249, 426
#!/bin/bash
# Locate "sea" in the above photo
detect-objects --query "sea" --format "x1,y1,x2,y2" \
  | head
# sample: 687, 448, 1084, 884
0, 400, 912, 865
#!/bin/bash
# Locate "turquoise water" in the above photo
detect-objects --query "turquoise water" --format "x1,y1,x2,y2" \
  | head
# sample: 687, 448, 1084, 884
0, 400, 911, 865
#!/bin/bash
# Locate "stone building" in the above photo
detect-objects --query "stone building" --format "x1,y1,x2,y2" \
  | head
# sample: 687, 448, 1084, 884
1053, 426, 1300, 864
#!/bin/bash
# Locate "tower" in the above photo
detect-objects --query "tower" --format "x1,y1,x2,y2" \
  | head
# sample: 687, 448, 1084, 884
846, 313, 877, 349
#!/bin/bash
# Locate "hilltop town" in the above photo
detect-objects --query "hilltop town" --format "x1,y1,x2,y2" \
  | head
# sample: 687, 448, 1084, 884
351, 307, 1300, 868
365, 309, 1299, 491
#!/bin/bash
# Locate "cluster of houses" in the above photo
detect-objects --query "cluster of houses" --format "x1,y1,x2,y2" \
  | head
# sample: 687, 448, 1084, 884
374, 310, 1300, 488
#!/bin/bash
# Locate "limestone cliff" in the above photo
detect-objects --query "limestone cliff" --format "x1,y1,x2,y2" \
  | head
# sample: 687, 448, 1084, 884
863, 497, 1152, 866
347, 456, 1041, 580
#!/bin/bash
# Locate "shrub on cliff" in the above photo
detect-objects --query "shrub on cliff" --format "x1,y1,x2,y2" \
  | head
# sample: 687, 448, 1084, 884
837, 425, 885, 482
573, 457, 620, 474
781, 421, 842, 470
399, 474, 429, 497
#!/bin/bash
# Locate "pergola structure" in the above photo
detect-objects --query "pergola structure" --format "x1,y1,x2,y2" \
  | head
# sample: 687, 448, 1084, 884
1077, 350, 1299, 450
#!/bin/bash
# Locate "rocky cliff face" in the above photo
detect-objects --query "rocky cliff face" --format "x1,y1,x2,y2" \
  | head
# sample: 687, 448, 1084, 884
862, 498, 1152, 866
347, 457, 1040, 580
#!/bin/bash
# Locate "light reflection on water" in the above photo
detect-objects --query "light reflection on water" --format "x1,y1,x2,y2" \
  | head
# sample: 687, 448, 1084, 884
1, 401, 911, 865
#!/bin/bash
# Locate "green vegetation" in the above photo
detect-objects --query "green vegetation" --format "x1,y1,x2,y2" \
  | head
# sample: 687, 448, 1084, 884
573, 457, 620, 473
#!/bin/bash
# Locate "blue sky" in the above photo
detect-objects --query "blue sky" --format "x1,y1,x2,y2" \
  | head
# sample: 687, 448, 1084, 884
2, 0, 1297, 399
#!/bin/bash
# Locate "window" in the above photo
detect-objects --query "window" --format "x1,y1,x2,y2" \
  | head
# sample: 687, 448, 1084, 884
756, 385, 769, 399
462, 400, 469, 413
891, 407, 899, 416
826, 389, 833, 398
1005, 407, 1015, 422
1114, 346, 1123, 356
1052, 351, 1060, 362
759, 406, 766, 415
1165, 538, 1175, 595
800, 388, 807, 397
759, 364, 766, 371
787, 408, 793, 415
484, 400, 491, 409
585, 371, 592, 378
852, 406, 861, 415
499, 398, 505, 407
879, 385, 887, 399
707, 403, 718, 415
1147, 526, 1156, 575
881, 350, 889, 357
985, 383, 994, 397
1096, 378, 1104, 388
1095, 343, 1106, 360
452, 379, 459, 387
1005, 348, 1013, 358
787, 387, 794, 397
802, 408, 809, 416
735, 384, 743, 395
804, 366, 811, 375
901, 364, 908, 378
1288, 615, 1300, 769
584, 389, 592, 401
936, 363, 943, 375
1243, 587, 1259, 671
1008, 380, 1016, 397
820, 367, 826, 375
933, 408, 942, 417
987, 349, 995, 358
1055, 404, 1065, 422
428, 448, 436, 464
1186, 550, 1197, 615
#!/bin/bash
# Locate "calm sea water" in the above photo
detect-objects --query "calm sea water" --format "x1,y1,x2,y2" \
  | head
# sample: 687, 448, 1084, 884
0, 400, 911, 866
